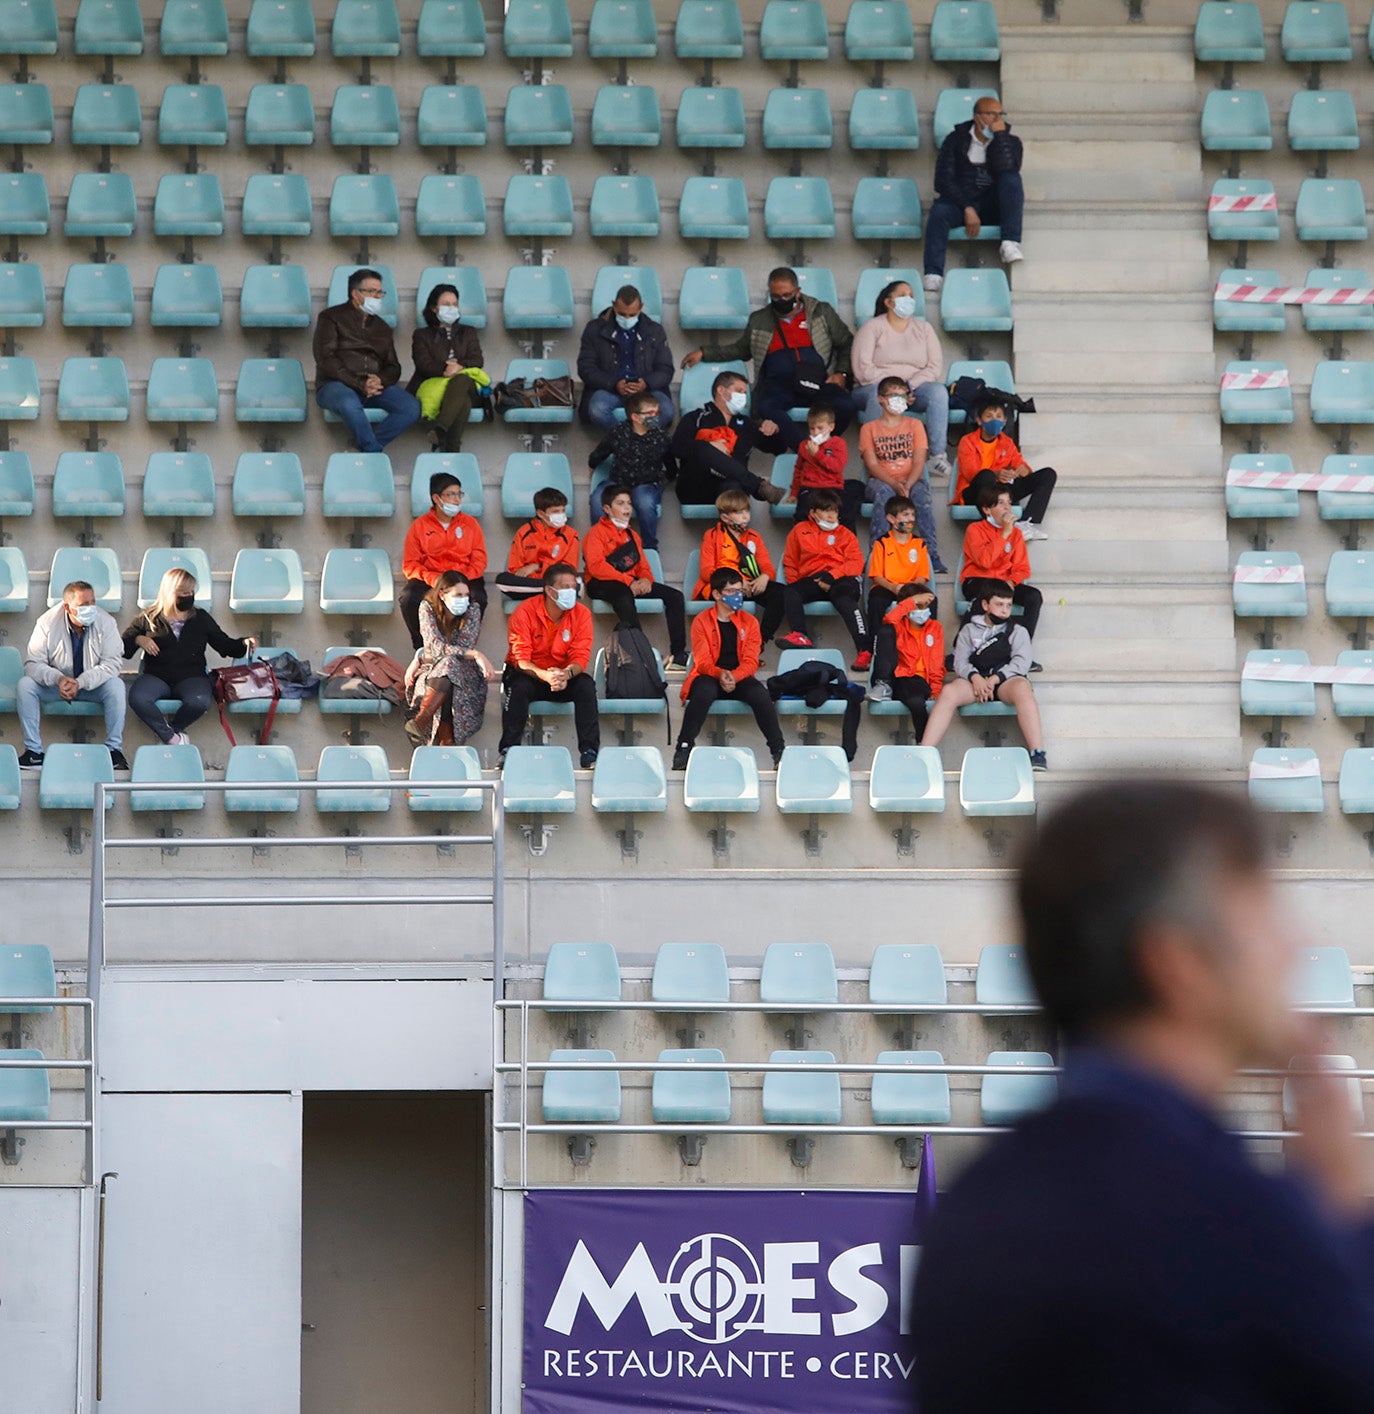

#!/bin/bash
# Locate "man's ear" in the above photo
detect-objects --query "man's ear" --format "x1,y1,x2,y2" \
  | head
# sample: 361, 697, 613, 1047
1134, 921, 1216, 1026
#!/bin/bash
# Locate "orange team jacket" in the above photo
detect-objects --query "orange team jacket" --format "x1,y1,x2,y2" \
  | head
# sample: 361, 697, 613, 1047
695, 523, 777, 599
788, 435, 850, 495
961, 519, 1031, 585
506, 518, 580, 577
868, 532, 932, 587
952, 429, 1030, 505
681, 607, 763, 700
505, 595, 594, 671
883, 599, 946, 690
584, 517, 652, 585
402, 510, 488, 583
783, 519, 864, 583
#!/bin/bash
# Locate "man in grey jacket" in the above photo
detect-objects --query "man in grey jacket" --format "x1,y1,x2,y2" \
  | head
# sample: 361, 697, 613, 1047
18, 581, 127, 770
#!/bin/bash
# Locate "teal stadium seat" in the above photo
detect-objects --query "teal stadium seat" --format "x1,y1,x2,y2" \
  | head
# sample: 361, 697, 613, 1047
1338, 749, 1374, 815
57, 358, 129, 424
411, 453, 483, 518
142, 454, 216, 520
1241, 649, 1316, 720
0, 82, 53, 146
940, 269, 1013, 332
242, 174, 313, 239
503, 746, 577, 813
1332, 649, 1374, 725
244, 84, 315, 147
543, 1050, 621, 1122
1311, 361, 1374, 426
229, 548, 305, 615
1208, 177, 1279, 244
1248, 747, 1324, 813
844, 0, 915, 61
240, 265, 312, 332
682, 745, 760, 812
407, 744, 484, 813
869, 943, 947, 1006
327, 265, 397, 327
759, 1, 829, 62
652, 1049, 731, 1124
64, 173, 136, 240
416, 267, 489, 330
1292, 944, 1354, 1005
137, 548, 212, 609
678, 360, 747, 412
930, 1, 1000, 62
1288, 89, 1359, 152
854, 267, 922, 326
1220, 360, 1293, 425
679, 178, 750, 242
232, 453, 306, 519
589, 549, 666, 614
1232, 550, 1307, 621
329, 175, 400, 239
589, 0, 658, 58
763, 89, 833, 152
849, 88, 920, 152
591, 747, 667, 814
503, 266, 575, 329
153, 175, 225, 238
933, 87, 996, 146
146, 358, 218, 423
503, 0, 573, 59
62, 263, 134, 328
417, 85, 487, 148
502, 453, 572, 516
1201, 89, 1271, 151
0, 452, 34, 520
544, 941, 621, 1003
1282, 1054, 1363, 1126
224, 743, 300, 813
0, 943, 54, 1006
0, 1050, 50, 1124
416, 175, 487, 240
762, 1051, 842, 1125
591, 86, 661, 148
246, 0, 316, 57
158, 84, 228, 147
221, 647, 304, 725
1214, 268, 1286, 334
322, 453, 396, 520
975, 942, 1036, 1007
1295, 179, 1367, 244
1325, 550, 1374, 625
852, 178, 922, 242
38, 743, 114, 811
0, 359, 40, 423
417, 0, 485, 58
1280, 1, 1352, 64
1226, 454, 1300, 527
504, 84, 573, 148
652, 942, 730, 1004
1303, 269, 1374, 335
498, 360, 574, 424
318, 645, 391, 721
592, 645, 667, 729
591, 266, 662, 321
760, 941, 838, 1005
794, 267, 839, 308
773, 649, 849, 707
589, 177, 660, 240
675, 0, 743, 60
75, 0, 144, 54
982, 1051, 1056, 1124
503, 176, 574, 239
52, 451, 125, 520
236, 360, 307, 424
871, 1050, 952, 1126
868, 744, 946, 812
48, 547, 121, 611
959, 746, 1036, 816
765, 178, 836, 242
1195, 1, 1265, 63
318, 548, 394, 615
945, 357, 1012, 430
129, 743, 206, 812
0, 175, 49, 238
676, 87, 746, 150
71, 84, 142, 148
330, 85, 400, 149
678, 268, 750, 330
774, 745, 852, 814
4, 0, 58, 58
160, 0, 229, 56
315, 744, 392, 814
0, 646, 19, 713
0, 548, 30, 616
331, 0, 401, 58
150, 264, 223, 328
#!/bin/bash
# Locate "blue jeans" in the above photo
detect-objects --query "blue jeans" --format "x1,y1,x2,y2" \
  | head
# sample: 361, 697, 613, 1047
315, 380, 421, 453
853, 381, 951, 454
588, 482, 663, 550
923, 172, 1025, 276
587, 389, 674, 431
17, 677, 126, 752
867, 475, 946, 571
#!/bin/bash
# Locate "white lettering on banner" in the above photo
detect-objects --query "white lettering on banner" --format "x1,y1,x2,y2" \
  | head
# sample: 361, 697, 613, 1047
541, 1345, 926, 1382
898, 1245, 919, 1336
828, 1243, 888, 1337
761, 1242, 821, 1336
545, 1240, 681, 1336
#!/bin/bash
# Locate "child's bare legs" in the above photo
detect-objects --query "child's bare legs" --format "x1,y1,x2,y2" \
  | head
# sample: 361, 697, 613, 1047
1000, 677, 1043, 751
921, 679, 971, 747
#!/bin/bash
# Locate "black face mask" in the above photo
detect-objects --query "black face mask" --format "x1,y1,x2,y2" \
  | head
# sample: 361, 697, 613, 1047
984, 610, 1010, 625
175, 594, 195, 611
770, 295, 798, 315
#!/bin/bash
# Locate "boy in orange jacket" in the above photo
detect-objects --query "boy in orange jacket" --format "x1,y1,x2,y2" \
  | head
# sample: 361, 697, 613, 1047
952, 397, 1056, 541
496, 486, 580, 599
695, 488, 786, 641
961, 485, 1042, 640
866, 583, 945, 738
778, 488, 872, 670
673, 568, 787, 772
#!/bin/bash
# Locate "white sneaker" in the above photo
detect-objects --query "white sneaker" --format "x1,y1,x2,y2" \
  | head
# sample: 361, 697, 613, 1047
169, 732, 190, 746
1020, 521, 1048, 541
922, 273, 943, 293
927, 453, 951, 481
1000, 240, 1024, 264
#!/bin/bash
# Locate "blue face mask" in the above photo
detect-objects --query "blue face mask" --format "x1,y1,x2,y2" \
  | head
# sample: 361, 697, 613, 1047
721, 591, 745, 611
982, 418, 1006, 437
909, 607, 932, 625
615, 314, 639, 331
554, 587, 577, 611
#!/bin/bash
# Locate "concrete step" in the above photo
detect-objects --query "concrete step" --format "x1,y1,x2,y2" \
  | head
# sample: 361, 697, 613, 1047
1013, 304, 1213, 352
1017, 348, 1217, 386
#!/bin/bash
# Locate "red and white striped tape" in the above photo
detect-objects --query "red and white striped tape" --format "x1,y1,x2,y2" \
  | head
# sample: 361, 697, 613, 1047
1215, 282, 1374, 305
1221, 368, 1291, 391
1249, 757, 1322, 779
1208, 191, 1279, 212
1242, 662, 1374, 685
1233, 563, 1305, 584
1227, 467, 1374, 494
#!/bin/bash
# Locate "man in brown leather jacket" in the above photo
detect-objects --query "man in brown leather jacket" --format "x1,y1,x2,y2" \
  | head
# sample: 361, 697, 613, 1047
313, 268, 421, 452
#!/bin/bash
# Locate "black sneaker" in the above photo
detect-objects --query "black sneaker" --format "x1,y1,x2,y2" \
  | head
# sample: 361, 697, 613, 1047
1030, 750, 1048, 772
17, 749, 43, 770
579, 749, 599, 769
770, 747, 785, 770
108, 748, 130, 771
1029, 661, 1043, 673
671, 746, 691, 771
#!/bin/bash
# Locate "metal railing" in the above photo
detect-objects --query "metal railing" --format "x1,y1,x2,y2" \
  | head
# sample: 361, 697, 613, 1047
0, 996, 96, 1178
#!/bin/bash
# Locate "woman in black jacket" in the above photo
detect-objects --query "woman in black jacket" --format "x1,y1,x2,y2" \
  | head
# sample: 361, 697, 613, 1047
408, 283, 485, 452
123, 568, 255, 744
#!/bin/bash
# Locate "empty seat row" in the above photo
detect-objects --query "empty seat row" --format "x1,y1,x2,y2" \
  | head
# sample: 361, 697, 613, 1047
1202, 88, 1361, 154
1209, 178, 1369, 249
1226, 452, 1374, 544
1250, 746, 1374, 824
1197, 1, 1374, 70
1233, 548, 1374, 629
1221, 359, 1374, 428
1215, 268, 1374, 339
1241, 648, 1374, 727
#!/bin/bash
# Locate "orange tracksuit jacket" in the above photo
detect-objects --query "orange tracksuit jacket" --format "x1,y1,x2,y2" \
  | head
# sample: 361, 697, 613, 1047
681, 608, 763, 701
952, 430, 1030, 505
782, 520, 864, 583
696, 523, 777, 598
882, 600, 946, 690
402, 510, 488, 583
583, 517, 652, 585
961, 520, 1031, 585
506, 518, 581, 576
505, 596, 594, 670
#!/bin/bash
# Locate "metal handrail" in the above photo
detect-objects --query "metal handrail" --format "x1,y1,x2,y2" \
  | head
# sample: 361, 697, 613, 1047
494, 998, 1374, 1017
0, 999, 96, 1144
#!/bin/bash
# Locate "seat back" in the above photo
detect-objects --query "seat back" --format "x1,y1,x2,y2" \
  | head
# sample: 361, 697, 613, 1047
959, 747, 1036, 817
224, 744, 300, 812
759, 942, 837, 1005
229, 547, 306, 614
981, 1050, 1057, 1125
868, 943, 947, 1006
232, 453, 306, 517
246, 0, 316, 55
543, 941, 621, 1003
407, 744, 484, 813
48, 547, 121, 611
417, 0, 486, 56
871, 1049, 951, 1126
501, 452, 572, 517
762, 1050, 841, 1124
38, 743, 115, 810
322, 453, 397, 519
411, 453, 483, 519
62, 265, 134, 328
975, 943, 1036, 1007
774, 745, 853, 814
52, 451, 126, 517
1291, 945, 1354, 1007
501, 745, 577, 813
590, 747, 668, 814
503, 265, 575, 329
137, 547, 212, 610
150, 264, 223, 328
316, 744, 392, 813
0, 944, 55, 1013
542, 1049, 620, 1122
681, 746, 760, 812
652, 1048, 731, 1124
129, 743, 206, 812
868, 744, 946, 813
318, 548, 395, 614
676, 86, 746, 149
652, 943, 730, 1004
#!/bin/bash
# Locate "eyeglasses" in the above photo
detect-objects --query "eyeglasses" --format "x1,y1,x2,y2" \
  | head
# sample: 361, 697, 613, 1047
358, 285, 384, 296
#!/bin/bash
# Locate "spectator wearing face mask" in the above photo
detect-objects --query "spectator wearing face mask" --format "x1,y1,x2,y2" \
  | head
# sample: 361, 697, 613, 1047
859, 375, 945, 567
673, 569, 787, 772
405, 571, 497, 746
123, 568, 255, 745
866, 583, 944, 736
866, 494, 935, 634
576, 284, 675, 430
961, 485, 1042, 642
408, 282, 486, 453
777, 488, 872, 670
784, 405, 865, 530
588, 390, 673, 550
400, 470, 488, 649
695, 489, 787, 642
669, 371, 787, 508
497, 487, 580, 599
953, 397, 1057, 541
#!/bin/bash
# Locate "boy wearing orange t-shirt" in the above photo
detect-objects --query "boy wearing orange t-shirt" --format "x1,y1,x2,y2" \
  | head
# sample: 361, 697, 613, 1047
953, 397, 1057, 541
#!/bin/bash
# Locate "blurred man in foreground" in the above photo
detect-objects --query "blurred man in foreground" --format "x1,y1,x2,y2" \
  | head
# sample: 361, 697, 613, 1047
914, 780, 1374, 1412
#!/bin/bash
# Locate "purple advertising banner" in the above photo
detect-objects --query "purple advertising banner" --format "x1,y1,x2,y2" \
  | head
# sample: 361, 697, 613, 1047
522, 1189, 927, 1414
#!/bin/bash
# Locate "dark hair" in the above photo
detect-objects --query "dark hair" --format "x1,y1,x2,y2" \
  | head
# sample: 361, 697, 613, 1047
614, 284, 642, 306
976, 483, 1010, 511
430, 471, 462, 500
61, 580, 95, 600
877, 375, 908, 397
768, 267, 799, 286
424, 570, 472, 635
543, 562, 578, 586
884, 495, 916, 518
348, 267, 382, 295
602, 483, 632, 508
713, 370, 746, 398
873, 280, 911, 319
627, 390, 659, 415
902, 578, 933, 599
1017, 780, 1267, 1040
709, 567, 745, 594
421, 282, 460, 327
978, 579, 1014, 605
976, 396, 1009, 419
808, 488, 841, 513
532, 486, 569, 513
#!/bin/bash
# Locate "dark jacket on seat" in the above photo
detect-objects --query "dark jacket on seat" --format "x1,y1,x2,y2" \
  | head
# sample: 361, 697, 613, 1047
934, 119, 1024, 210
576, 308, 674, 421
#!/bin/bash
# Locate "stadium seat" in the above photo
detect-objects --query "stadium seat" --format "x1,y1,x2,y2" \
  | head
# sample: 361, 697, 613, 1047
774, 746, 852, 814
415, 175, 487, 241
0, 82, 53, 146
589, 176, 660, 239
503, 746, 577, 814
48, 547, 120, 611
1303, 269, 1374, 335
0, 747, 18, 808
762, 1051, 841, 1125
224, 744, 300, 813
868, 744, 946, 813
417, 84, 487, 148
592, 645, 667, 729
1333, 649, 1374, 727
765, 177, 836, 242
0, 358, 40, 423
1282, 1054, 1363, 1126
1321, 459, 1374, 543
1280, 1, 1352, 64
1249, 747, 1324, 813
71, 84, 142, 148
0, 174, 49, 238
933, 87, 996, 146
57, 358, 129, 424
498, 361, 574, 424
407, 744, 484, 814
1226, 455, 1300, 532
1325, 549, 1374, 629
153, 174, 225, 238
871, 1050, 951, 1127
229, 548, 305, 615
1232, 550, 1308, 621
543, 941, 621, 1003
4, 0, 58, 59
869, 943, 947, 1007
75, 0, 144, 56
591, 747, 667, 814
543, 1050, 621, 1122
677, 268, 749, 330
759, 1, 829, 63
232, 452, 306, 519
763, 88, 833, 152
849, 88, 920, 152
589, 0, 657, 58
678, 178, 750, 241
416, 0, 485, 58
1295, 179, 1367, 244
415, 267, 488, 331
52, 451, 124, 520
854, 267, 922, 326
793, 267, 839, 309
1288, 89, 1358, 153
0, 547, 30, 616
332, 0, 400, 58
504, 84, 573, 148
137, 547, 211, 609
1292, 945, 1355, 1005
62, 263, 134, 328
330, 85, 400, 148
322, 453, 396, 520
150, 264, 223, 328
327, 264, 397, 327
1195, 0, 1265, 63
1339, 748, 1374, 814
1213, 267, 1286, 334
1242, 649, 1316, 722
773, 648, 849, 706
1220, 361, 1293, 424
146, 358, 218, 423
1208, 178, 1280, 245
502, 266, 575, 331
410, 453, 483, 518
590, 266, 662, 321
235, 359, 306, 424
981, 1051, 1056, 1125
328, 174, 400, 241
318, 548, 394, 615
852, 177, 922, 242
945, 356, 1013, 429
1311, 361, 1374, 427
240, 265, 312, 332
129, 743, 206, 812
591, 86, 661, 148
940, 268, 1013, 332
316, 645, 392, 724
315, 744, 391, 814
760, 941, 838, 1005
244, 84, 315, 147
0, 452, 34, 519
652, 942, 729, 1004
0, 943, 54, 1009
0, 1048, 50, 1125
503, 175, 574, 238
676, 87, 746, 151
1200, 89, 1271, 151
675, 0, 743, 60
241, 174, 313, 239
64, 173, 136, 241
142, 452, 215, 522
959, 747, 1035, 816
158, 84, 228, 147
246, 0, 315, 56
503, 0, 573, 58
975, 943, 1036, 1007
38, 743, 114, 811
652, 1048, 731, 1124
160, 0, 229, 57
682, 746, 760, 812
678, 360, 747, 413
0, 646, 19, 712
930, 1, 1000, 62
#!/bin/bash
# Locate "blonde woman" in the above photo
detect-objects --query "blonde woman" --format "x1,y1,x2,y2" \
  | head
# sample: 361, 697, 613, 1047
122, 568, 255, 744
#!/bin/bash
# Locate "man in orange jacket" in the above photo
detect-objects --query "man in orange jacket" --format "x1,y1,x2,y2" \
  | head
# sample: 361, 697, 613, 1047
400, 470, 488, 648
778, 488, 872, 670
496, 486, 580, 599
961, 484, 1042, 640
695, 488, 786, 641
952, 397, 1056, 540
673, 569, 786, 771
866, 584, 945, 737
498, 563, 600, 768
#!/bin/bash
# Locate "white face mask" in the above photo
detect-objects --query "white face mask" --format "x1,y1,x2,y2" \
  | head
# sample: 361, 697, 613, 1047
439, 501, 462, 519
885, 397, 909, 414
892, 295, 917, 319
74, 603, 98, 625
360, 295, 383, 316
816, 517, 839, 532
436, 305, 460, 326
443, 594, 469, 616
609, 514, 631, 530
909, 607, 932, 625
726, 391, 748, 414
546, 510, 568, 528
553, 586, 577, 611
986, 512, 1002, 527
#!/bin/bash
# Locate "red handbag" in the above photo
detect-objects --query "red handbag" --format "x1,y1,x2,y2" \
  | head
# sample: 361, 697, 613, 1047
212, 659, 280, 746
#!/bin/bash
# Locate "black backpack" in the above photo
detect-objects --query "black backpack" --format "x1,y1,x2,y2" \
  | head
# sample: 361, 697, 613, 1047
603, 625, 671, 741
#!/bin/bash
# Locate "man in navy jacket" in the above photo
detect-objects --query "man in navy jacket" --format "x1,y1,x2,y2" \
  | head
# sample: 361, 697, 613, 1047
923, 95, 1024, 291
576, 285, 675, 430
913, 780, 1374, 1412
